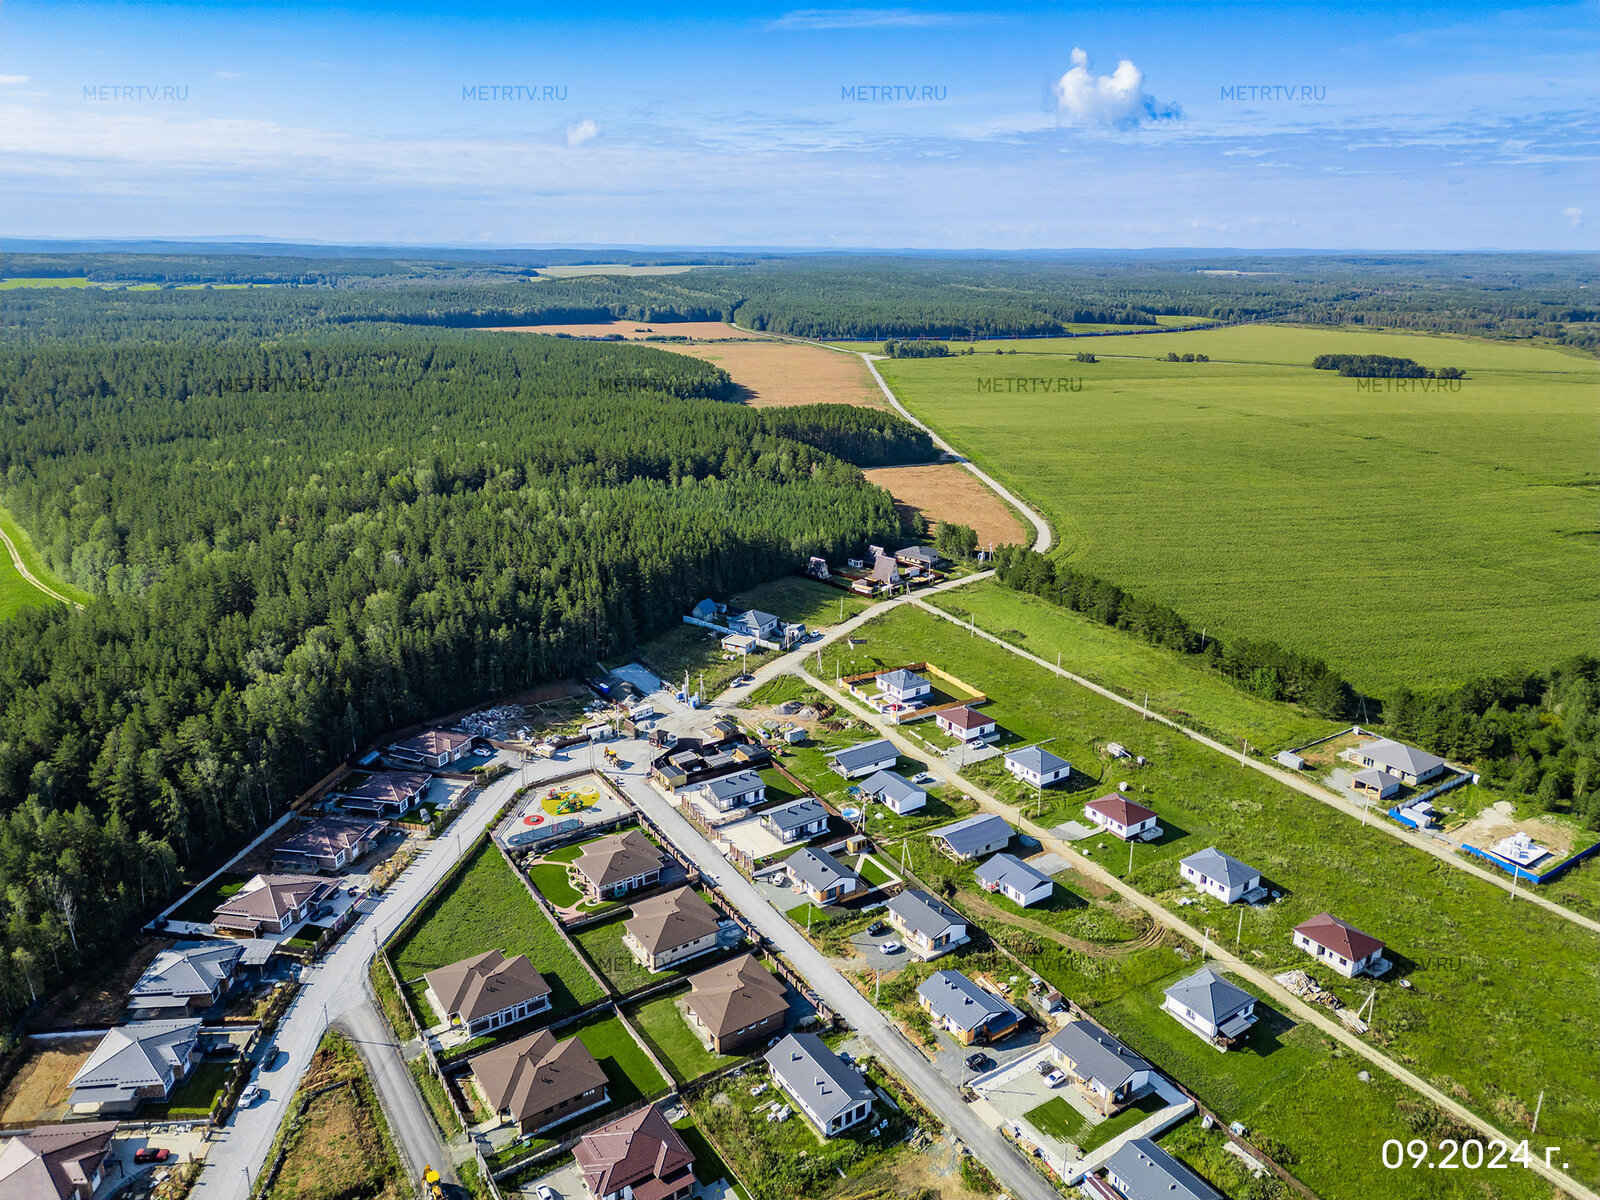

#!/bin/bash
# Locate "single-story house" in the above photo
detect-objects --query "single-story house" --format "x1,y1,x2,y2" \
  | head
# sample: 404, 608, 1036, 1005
424, 950, 551, 1036
974, 852, 1054, 908
1084, 795, 1160, 842
211, 873, 336, 937
575, 1103, 697, 1200
1047, 1021, 1153, 1115
829, 738, 898, 779
470, 1029, 609, 1136
125, 940, 243, 1020
1004, 745, 1071, 788
689, 598, 718, 622
916, 969, 1025, 1046
1292, 913, 1390, 978
858, 769, 927, 815
691, 769, 767, 812
1178, 848, 1262, 904
728, 609, 780, 639
1162, 967, 1258, 1050
760, 798, 831, 844
572, 830, 665, 902
1355, 738, 1448, 786
684, 953, 789, 1055
333, 770, 429, 816
876, 668, 931, 704
765, 1033, 874, 1137
623, 887, 724, 972
0, 1121, 118, 1200
721, 632, 758, 655
388, 728, 474, 769
928, 813, 1013, 861
67, 1020, 201, 1115
885, 888, 968, 957
785, 847, 864, 906
894, 545, 940, 571
273, 815, 385, 873
936, 705, 996, 743
1103, 1138, 1222, 1200
1352, 768, 1400, 801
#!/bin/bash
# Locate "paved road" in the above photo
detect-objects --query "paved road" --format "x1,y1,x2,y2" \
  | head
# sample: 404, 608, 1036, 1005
0, 518, 83, 608
335, 998, 451, 1185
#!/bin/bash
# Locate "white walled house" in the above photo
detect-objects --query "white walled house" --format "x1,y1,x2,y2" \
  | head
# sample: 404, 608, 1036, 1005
876, 669, 932, 704
1292, 913, 1390, 978
693, 769, 767, 812
1084, 794, 1160, 842
858, 769, 927, 815
1004, 745, 1071, 787
765, 1034, 874, 1137
974, 853, 1054, 908
1178, 847, 1262, 904
1162, 967, 1258, 1050
936, 705, 997, 743
829, 739, 898, 779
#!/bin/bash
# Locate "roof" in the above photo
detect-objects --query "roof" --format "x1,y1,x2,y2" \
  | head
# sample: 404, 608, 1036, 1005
929, 813, 1014, 856
916, 970, 1022, 1034
974, 852, 1053, 896
424, 951, 550, 1023
886, 888, 964, 939
1085, 794, 1158, 826
1049, 1021, 1151, 1091
1294, 912, 1385, 960
685, 954, 789, 1038
1179, 847, 1260, 889
390, 728, 473, 756
338, 770, 429, 805
69, 1020, 199, 1102
896, 545, 939, 564
1005, 745, 1070, 775
276, 815, 384, 859
938, 705, 993, 731
859, 769, 924, 805
762, 798, 829, 834
574, 1104, 695, 1200
0, 1122, 117, 1200
869, 554, 901, 582
733, 609, 778, 630
1104, 1138, 1221, 1200
830, 738, 897, 772
625, 887, 722, 954
471, 1029, 607, 1124
702, 770, 765, 801
1359, 738, 1446, 777
877, 668, 928, 691
1352, 768, 1398, 792
1163, 967, 1255, 1024
574, 830, 664, 888
785, 847, 858, 895
126, 941, 242, 1009
213, 874, 331, 924
765, 1033, 874, 1124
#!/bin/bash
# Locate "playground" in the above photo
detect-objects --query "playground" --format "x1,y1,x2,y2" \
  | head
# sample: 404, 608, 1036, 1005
497, 770, 631, 850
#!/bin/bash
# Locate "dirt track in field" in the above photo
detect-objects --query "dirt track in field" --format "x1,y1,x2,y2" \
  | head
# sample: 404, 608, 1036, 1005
862, 463, 1026, 547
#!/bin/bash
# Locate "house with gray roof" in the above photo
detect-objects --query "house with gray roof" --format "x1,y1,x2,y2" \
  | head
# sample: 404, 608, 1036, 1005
1103, 1137, 1222, 1200
876, 668, 931, 703
729, 609, 780, 639
928, 813, 1013, 860
67, 1020, 201, 1115
974, 853, 1053, 908
125, 940, 242, 1020
1178, 847, 1262, 904
858, 769, 927, 814
885, 888, 968, 957
1162, 967, 1259, 1050
760, 798, 830, 844
1004, 745, 1072, 787
1048, 1021, 1153, 1113
1355, 738, 1447, 786
764, 1033, 874, 1137
828, 738, 898, 779
785, 847, 864, 906
692, 769, 766, 812
916, 970, 1024, 1046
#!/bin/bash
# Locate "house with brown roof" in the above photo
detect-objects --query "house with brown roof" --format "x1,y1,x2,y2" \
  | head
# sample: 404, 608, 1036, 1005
389, 728, 474, 769
212, 873, 336, 936
935, 705, 997, 743
273, 815, 386, 872
575, 1103, 696, 1200
683, 953, 789, 1054
424, 951, 552, 1036
624, 888, 724, 972
1084, 794, 1161, 842
469, 1029, 609, 1135
572, 830, 666, 902
333, 770, 430, 816
0, 1121, 117, 1200
1292, 913, 1390, 978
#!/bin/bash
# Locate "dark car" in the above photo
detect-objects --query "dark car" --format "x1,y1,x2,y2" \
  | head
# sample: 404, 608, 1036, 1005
866, 920, 888, 936
133, 1147, 171, 1164
1034, 1058, 1054, 1075
965, 1053, 993, 1072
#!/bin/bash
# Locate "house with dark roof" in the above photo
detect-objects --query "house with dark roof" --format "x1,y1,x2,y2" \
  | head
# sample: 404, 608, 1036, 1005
0, 1121, 117, 1200
1162, 967, 1258, 1050
388, 728, 474, 769
785, 847, 864, 906
1102, 1138, 1221, 1200
1178, 848, 1262, 904
1352, 768, 1400, 801
332, 770, 429, 816
856, 768, 927, 816
876, 668, 931, 704
273, 815, 386, 872
1355, 738, 1448, 786
624, 888, 724, 971
424, 951, 551, 1036
765, 1033, 874, 1137
894, 545, 940, 571
684, 953, 789, 1054
936, 705, 996, 743
1047, 1021, 1153, 1114
928, 813, 1013, 860
469, 1029, 609, 1135
1004, 745, 1071, 787
760, 798, 830, 844
828, 738, 898, 779
211, 873, 336, 936
572, 830, 665, 901
885, 888, 968, 957
125, 940, 242, 1020
574, 1103, 697, 1200
916, 970, 1024, 1045
689, 598, 718, 622
689, 769, 766, 812
67, 1020, 201, 1115
1293, 913, 1390, 978
1084, 795, 1160, 842
728, 609, 780, 640
974, 853, 1053, 908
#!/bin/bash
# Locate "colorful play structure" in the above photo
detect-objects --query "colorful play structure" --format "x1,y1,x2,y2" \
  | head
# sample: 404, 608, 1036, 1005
540, 783, 600, 816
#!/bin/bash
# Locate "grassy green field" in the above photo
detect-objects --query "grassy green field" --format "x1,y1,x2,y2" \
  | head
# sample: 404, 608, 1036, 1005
0, 506, 92, 619
0, 276, 89, 288
880, 325, 1598, 696
1023, 1091, 1165, 1152
848, 605, 1600, 1186
627, 990, 737, 1083
144, 1061, 232, 1120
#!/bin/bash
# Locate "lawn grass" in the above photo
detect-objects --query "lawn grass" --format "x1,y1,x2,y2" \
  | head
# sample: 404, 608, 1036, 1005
1022, 1095, 1085, 1142
849, 604, 1600, 1186
672, 1115, 752, 1200
732, 576, 871, 629
391, 841, 604, 1014
167, 871, 252, 925
756, 767, 808, 806
524, 860, 583, 907
0, 506, 93, 618
749, 675, 813, 706
627, 990, 736, 1083
268, 1033, 405, 1200
882, 325, 1599, 696
854, 854, 894, 887
573, 1011, 667, 1104
143, 1060, 232, 1120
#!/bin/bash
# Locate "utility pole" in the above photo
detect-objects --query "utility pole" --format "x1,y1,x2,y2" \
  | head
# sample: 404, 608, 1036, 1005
1127, 839, 1134, 878
1532, 1090, 1544, 1135
1235, 907, 1244, 947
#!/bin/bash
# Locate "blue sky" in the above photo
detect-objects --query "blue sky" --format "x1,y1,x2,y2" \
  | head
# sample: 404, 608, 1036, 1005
1, 0, 1594, 250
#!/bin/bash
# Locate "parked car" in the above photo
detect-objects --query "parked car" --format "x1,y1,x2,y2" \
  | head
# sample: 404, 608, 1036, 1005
240, 1083, 263, 1106
1044, 1070, 1066, 1087
965, 1053, 993, 1072
1034, 1059, 1054, 1076
880, 940, 903, 954
867, 920, 888, 936
536, 1187, 554, 1200
133, 1147, 171, 1164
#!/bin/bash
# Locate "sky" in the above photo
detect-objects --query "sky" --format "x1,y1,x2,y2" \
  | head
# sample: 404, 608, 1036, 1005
1, 0, 1596, 251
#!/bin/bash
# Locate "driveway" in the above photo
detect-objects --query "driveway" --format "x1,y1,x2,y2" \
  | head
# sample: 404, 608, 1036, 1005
847, 924, 913, 973
929, 1024, 1043, 1087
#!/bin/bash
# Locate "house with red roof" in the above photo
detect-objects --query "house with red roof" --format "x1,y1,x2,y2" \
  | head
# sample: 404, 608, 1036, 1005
1084, 794, 1160, 841
1292, 913, 1390, 978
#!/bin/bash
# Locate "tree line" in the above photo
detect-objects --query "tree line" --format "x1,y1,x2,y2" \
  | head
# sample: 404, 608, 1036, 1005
1311, 354, 1464, 378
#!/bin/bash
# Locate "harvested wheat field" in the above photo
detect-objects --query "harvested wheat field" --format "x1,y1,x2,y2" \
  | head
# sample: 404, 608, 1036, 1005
485, 319, 764, 340
660, 341, 886, 408
862, 463, 1024, 548
0, 1037, 99, 1125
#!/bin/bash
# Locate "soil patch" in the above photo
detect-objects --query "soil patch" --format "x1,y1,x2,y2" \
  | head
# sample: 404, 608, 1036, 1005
658, 341, 886, 409
1445, 800, 1578, 858
0, 1037, 100, 1125
484, 320, 765, 340
861, 463, 1025, 547
31, 937, 173, 1028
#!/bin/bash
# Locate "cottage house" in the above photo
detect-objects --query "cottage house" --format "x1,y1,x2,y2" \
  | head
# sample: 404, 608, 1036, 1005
684, 953, 789, 1055
1292, 913, 1389, 978
1162, 967, 1258, 1050
928, 813, 1013, 861
858, 769, 927, 815
623, 887, 724, 972
1048, 1021, 1153, 1114
916, 970, 1024, 1045
764, 1033, 874, 1137
424, 951, 552, 1036
1084, 795, 1160, 842
885, 888, 968, 957
1177, 848, 1262, 904
974, 853, 1053, 907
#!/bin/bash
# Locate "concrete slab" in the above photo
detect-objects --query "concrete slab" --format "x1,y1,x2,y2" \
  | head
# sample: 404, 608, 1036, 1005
1054, 821, 1096, 842
511, 1155, 587, 1199
1027, 851, 1072, 875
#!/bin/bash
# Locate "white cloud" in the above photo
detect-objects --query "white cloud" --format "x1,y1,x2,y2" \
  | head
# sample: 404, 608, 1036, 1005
1052, 47, 1178, 130
215, 71, 243, 80
1563, 205, 1582, 226
0, 75, 29, 85
770, 8, 962, 30
566, 118, 598, 147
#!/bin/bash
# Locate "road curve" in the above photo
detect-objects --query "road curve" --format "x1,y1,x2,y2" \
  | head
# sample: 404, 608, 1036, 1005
0, 520, 83, 609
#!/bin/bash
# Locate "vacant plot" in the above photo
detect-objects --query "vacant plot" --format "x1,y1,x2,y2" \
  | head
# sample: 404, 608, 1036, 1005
882, 326, 1599, 695
270, 1034, 406, 1200
861, 463, 1024, 549
659, 340, 886, 409
733, 575, 872, 629
487, 319, 762, 339
0, 1037, 98, 1125
167, 871, 253, 925
627, 991, 736, 1083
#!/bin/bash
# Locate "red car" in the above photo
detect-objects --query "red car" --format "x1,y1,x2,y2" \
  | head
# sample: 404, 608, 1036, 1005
133, 1147, 171, 1165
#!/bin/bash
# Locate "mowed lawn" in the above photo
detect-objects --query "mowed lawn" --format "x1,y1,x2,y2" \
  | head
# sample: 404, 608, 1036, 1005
851, 605, 1599, 1187
391, 841, 604, 1015
881, 326, 1599, 696
626, 991, 737, 1083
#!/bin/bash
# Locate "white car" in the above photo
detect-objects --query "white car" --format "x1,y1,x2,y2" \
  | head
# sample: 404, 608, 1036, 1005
240, 1083, 263, 1106
880, 940, 903, 954
536, 1187, 554, 1200
1044, 1070, 1066, 1088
